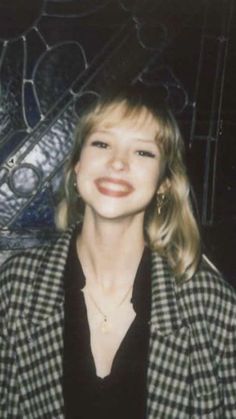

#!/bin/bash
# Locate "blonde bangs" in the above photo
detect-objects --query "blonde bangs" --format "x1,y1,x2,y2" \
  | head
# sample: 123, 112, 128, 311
86, 100, 160, 137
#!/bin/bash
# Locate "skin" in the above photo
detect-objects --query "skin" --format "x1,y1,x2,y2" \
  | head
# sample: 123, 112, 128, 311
74, 109, 168, 378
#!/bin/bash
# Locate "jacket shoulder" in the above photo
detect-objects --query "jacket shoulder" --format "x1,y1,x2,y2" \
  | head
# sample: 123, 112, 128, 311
0, 226, 75, 317
0, 226, 74, 286
0, 245, 52, 317
182, 258, 235, 303
178, 258, 236, 333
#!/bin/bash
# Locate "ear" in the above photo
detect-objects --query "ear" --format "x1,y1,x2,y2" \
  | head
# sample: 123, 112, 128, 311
74, 161, 80, 175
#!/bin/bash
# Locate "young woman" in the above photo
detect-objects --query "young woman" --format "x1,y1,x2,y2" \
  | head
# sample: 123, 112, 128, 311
0, 87, 235, 418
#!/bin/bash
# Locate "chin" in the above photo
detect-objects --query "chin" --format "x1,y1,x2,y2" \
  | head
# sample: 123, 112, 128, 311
93, 208, 128, 220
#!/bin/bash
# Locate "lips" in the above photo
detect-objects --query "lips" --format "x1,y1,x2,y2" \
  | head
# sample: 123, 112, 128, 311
94, 177, 134, 197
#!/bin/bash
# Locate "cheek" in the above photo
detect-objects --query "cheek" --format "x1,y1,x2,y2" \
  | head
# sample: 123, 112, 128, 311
75, 154, 93, 178
139, 165, 162, 188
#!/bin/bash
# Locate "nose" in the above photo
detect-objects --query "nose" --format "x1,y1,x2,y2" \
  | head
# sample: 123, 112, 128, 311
108, 152, 129, 172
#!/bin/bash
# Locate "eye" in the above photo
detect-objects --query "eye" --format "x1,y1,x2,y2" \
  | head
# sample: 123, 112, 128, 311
91, 140, 109, 149
137, 150, 156, 158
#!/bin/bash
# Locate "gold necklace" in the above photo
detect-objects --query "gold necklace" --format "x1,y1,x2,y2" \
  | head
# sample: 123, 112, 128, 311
83, 283, 133, 334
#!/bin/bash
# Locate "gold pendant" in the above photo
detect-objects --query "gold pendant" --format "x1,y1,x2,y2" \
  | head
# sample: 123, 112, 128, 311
101, 317, 111, 334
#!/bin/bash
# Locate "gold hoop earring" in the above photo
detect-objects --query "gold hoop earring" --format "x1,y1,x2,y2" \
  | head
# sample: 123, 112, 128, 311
156, 192, 166, 215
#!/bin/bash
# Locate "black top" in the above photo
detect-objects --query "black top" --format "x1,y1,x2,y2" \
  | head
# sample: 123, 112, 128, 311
63, 229, 152, 419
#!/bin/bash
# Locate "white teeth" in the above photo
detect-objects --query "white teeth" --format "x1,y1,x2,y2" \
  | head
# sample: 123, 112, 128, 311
100, 182, 128, 192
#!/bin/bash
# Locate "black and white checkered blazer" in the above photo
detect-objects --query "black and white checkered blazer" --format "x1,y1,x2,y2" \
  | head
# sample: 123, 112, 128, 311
0, 225, 236, 418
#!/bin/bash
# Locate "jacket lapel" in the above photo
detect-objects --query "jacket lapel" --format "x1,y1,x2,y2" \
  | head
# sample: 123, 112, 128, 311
149, 252, 184, 335
16, 226, 75, 418
23, 226, 73, 321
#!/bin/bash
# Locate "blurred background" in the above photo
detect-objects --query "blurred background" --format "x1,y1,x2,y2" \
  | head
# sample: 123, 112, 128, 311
0, 0, 235, 287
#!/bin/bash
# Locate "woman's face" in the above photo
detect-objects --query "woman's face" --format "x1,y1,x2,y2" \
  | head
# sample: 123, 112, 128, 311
74, 108, 166, 222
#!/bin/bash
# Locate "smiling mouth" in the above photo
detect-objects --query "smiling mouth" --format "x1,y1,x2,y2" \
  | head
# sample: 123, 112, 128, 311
94, 177, 134, 197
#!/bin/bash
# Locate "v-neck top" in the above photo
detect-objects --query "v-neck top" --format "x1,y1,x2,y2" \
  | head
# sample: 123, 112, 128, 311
62, 228, 152, 419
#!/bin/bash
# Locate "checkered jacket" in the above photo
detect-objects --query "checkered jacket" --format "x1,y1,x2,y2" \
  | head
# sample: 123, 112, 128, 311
0, 225, 236, 418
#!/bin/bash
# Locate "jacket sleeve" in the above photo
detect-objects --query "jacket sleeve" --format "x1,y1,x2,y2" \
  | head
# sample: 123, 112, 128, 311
0, 257, 21, 417
197, 261, 236, 417
180, 263, 236, 418
221, 316, 236, 418
0, 259, 11, 410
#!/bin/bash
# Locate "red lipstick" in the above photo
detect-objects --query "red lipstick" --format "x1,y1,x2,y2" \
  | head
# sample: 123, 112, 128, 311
94, 177, 134, 197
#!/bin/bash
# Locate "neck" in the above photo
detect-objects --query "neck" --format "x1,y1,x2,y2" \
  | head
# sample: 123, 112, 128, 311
77, 210, 145, 289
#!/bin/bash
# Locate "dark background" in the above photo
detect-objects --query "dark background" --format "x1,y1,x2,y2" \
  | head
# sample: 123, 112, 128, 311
0, 0, 235, 287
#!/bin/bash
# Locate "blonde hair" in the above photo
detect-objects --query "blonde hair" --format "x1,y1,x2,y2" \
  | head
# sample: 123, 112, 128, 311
56, 87, 201, 280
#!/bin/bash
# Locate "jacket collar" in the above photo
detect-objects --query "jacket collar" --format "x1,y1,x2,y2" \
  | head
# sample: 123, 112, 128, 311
23, 225, 74, 323
150, 252, 184, 335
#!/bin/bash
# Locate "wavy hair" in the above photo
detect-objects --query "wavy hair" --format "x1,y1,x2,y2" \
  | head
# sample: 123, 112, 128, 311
56, 87, 201, 280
